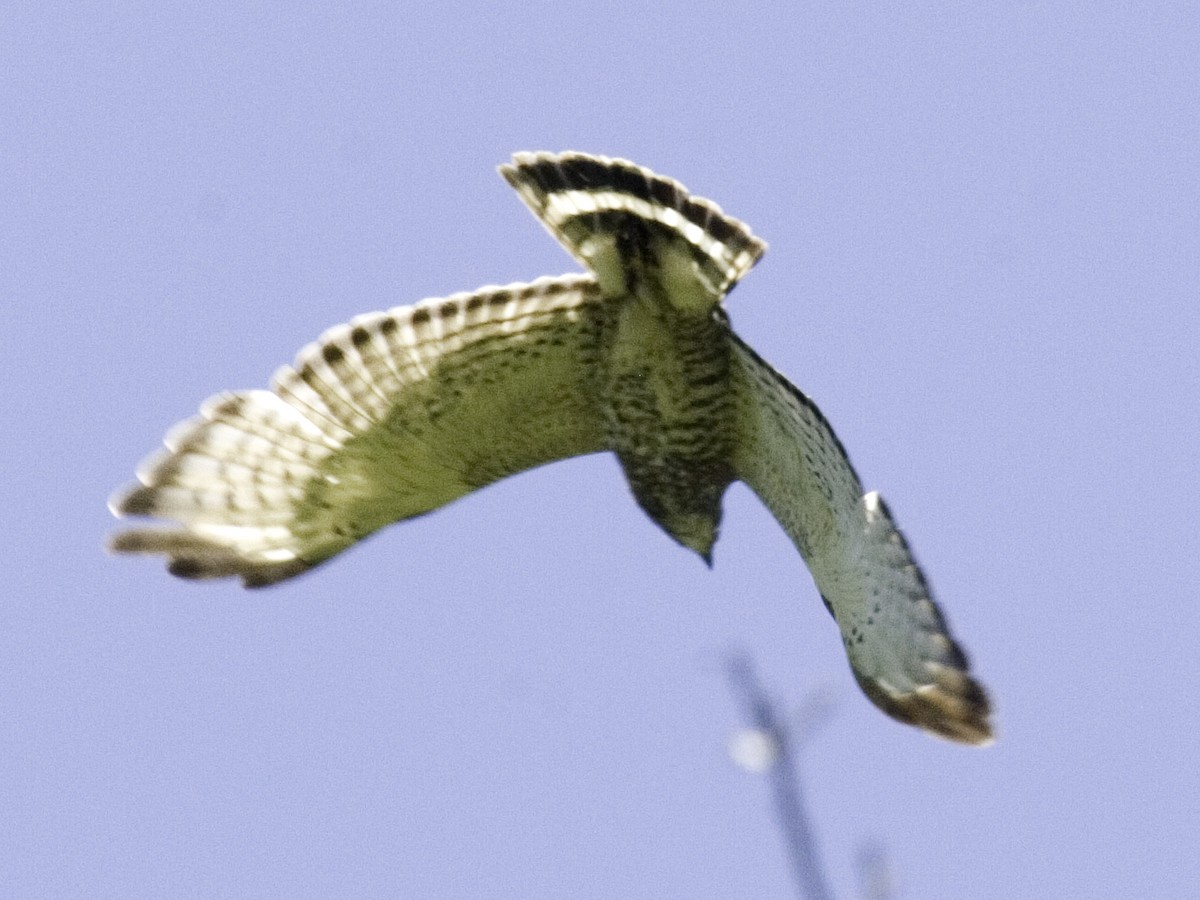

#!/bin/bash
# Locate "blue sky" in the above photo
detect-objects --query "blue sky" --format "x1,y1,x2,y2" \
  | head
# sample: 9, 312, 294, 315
4, 3, 1197, 897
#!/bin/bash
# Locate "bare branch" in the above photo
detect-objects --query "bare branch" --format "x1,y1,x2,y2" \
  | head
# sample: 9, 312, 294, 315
725, 653, 836, 900
855, 840, 895, 900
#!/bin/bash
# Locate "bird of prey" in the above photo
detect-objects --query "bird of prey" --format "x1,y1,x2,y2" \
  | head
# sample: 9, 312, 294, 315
109, 151, 992, 744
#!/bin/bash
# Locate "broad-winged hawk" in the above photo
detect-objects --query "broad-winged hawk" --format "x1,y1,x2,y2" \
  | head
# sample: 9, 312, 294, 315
110, 152, 992, 744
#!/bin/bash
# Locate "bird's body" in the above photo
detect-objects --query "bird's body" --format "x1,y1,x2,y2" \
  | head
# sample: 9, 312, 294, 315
110, 152, 992, 744
602, 267, 737, 560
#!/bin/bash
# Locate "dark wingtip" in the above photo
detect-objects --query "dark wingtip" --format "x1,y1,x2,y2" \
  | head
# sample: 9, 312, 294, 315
856, 668, 994, 746
109, 483, 155, 517
108, 526, 314, 588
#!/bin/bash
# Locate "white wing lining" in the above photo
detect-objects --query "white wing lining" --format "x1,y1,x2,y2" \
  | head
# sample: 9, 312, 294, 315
727, 333, 992, 744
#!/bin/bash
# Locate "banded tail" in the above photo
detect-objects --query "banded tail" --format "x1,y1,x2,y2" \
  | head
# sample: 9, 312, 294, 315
501, 152, 766, 310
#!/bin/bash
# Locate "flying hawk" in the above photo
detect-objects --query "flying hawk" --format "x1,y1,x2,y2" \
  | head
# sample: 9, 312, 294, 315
110, 152, 992, 744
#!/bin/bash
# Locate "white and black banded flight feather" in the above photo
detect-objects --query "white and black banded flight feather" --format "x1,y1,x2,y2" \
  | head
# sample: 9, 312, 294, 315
110, 151, 992, 745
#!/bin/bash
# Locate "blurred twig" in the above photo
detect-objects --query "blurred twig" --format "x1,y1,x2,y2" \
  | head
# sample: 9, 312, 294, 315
725, 653, 836, 900
855, 840, 895, 900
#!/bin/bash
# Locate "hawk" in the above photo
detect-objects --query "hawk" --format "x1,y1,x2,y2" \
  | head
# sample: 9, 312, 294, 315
110, 152, 992, 744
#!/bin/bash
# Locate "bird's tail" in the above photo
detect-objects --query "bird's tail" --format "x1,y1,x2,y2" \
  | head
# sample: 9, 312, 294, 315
500, 152, 767, 307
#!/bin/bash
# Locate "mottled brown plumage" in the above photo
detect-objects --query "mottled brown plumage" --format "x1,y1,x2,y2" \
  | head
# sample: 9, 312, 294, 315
110, 152, 992, 743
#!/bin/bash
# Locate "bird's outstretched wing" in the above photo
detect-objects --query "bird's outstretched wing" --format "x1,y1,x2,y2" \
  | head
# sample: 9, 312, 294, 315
109, 275, 609, 586
727, 335, 992, 744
